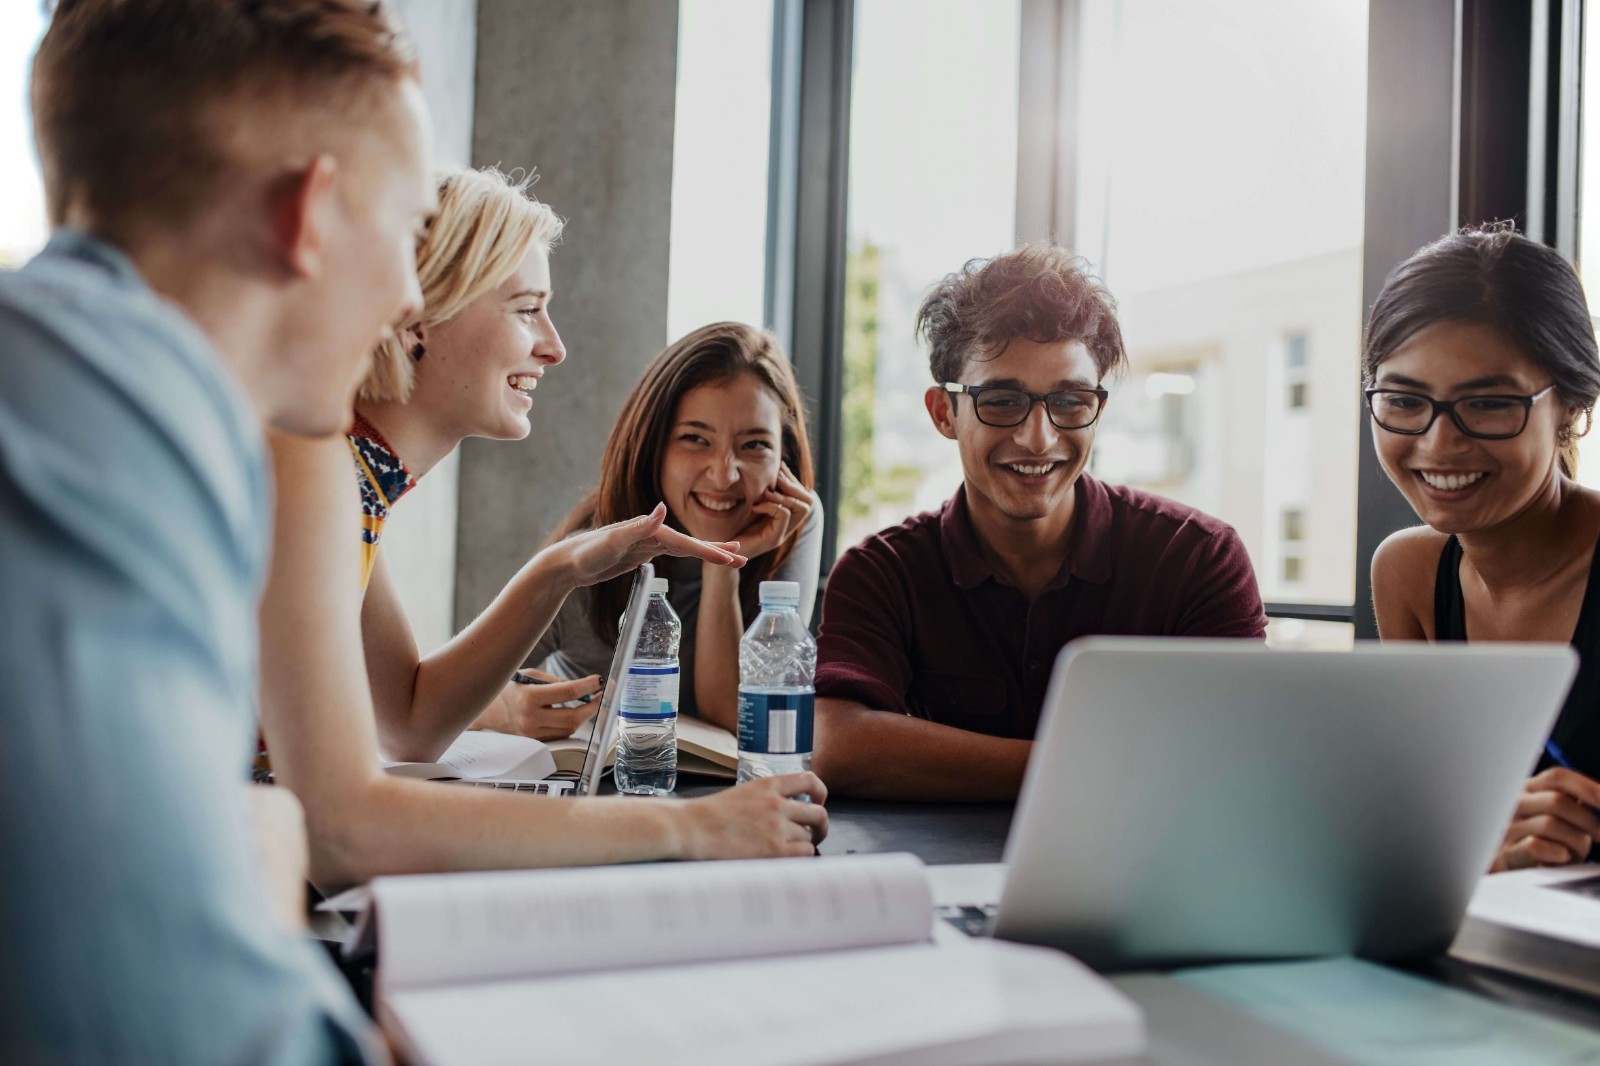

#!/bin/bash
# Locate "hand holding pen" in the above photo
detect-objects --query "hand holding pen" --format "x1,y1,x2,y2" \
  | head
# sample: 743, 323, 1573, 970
1490, 740, 1600, 872
472, 669, 602, 742
512, 670, 600, 704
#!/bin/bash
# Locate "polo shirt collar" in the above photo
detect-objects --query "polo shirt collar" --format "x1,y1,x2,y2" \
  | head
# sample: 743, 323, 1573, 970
939, 474, 1117, 592
1067, 473, 1116, 583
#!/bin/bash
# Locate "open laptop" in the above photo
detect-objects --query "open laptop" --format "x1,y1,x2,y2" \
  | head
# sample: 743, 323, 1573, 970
942, 637, 1577, 971
453, 563, 652, 798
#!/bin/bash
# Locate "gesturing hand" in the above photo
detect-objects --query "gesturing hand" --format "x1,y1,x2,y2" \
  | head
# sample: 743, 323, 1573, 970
1491, 766, 1600, 871
731, 463, 814, 560
552, 503, 746, 588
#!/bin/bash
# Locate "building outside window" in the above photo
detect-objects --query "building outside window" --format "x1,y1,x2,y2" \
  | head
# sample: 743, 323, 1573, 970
1280, 506, 1306, 585
1284, 332, 1310, 411
1096, 365, 1205, 489
1073, 0, 1367, 646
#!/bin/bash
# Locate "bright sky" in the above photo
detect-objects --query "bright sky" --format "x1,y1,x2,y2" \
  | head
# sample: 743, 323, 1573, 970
666, 0, 775, 342
1076, 0, 1369, 296
847, 0, 1020, 278
665, 0, 1023, 345
0, 2, 45, 263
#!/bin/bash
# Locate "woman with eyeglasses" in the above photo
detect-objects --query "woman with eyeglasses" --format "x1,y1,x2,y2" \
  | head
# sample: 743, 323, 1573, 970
1368, 223, 1600, 871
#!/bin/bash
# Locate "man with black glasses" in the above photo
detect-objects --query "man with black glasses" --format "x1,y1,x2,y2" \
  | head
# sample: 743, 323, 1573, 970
812, 244, 1267, 801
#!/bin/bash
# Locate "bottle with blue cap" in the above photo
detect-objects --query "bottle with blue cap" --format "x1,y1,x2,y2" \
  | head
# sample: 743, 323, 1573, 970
737, 580, 815, 794
615, 576, 679, 795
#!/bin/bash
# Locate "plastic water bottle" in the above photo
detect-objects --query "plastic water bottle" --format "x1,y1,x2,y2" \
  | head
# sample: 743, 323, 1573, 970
737, 581, 815, 795
615, 577, 679, 795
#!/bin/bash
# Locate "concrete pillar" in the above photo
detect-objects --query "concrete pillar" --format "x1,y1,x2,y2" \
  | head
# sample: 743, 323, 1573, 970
456, 0, 679, 630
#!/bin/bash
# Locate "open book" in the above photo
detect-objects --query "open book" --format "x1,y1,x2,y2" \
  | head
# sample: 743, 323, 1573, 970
372, 853, 1143, 1066
383, 730, 556, 783
546, 712, 737, 779
1450, 864, 1600, 997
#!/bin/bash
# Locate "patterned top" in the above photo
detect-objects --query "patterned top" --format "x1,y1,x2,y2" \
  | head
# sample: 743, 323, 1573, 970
348, 413, 416, 591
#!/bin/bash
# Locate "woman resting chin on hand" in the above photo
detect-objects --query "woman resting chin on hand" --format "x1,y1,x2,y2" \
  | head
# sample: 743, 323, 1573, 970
1365, 224, 1600, 871
515, 323, 823, 736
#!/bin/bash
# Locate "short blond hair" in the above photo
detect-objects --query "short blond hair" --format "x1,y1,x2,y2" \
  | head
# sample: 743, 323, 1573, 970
362, 166, 564, 402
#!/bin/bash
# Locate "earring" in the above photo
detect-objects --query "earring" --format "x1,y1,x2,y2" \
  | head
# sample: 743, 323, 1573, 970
410, 342, 426, 361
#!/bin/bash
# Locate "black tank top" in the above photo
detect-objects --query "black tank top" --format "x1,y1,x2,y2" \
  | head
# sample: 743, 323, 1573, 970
1434, 535, 1600, 779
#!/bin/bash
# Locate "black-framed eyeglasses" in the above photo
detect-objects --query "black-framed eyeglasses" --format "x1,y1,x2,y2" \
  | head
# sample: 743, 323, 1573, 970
942, 382, 1109, 430
1363, 385, 1556, 440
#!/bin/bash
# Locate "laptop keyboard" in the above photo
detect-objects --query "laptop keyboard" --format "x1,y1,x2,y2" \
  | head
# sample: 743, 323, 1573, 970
451, 780, 575, 795
936, 904, 996, 937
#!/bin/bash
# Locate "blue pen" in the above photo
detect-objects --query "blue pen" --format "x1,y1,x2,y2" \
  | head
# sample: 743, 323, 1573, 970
1544, 739, 1600, 817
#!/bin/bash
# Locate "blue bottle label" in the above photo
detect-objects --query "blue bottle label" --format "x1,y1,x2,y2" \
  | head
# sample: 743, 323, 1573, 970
737, 689, 814, 754
619, 664, 679, 719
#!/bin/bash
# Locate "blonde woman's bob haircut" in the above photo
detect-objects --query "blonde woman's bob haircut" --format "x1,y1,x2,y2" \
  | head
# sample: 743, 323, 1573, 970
362, 165, 564, 402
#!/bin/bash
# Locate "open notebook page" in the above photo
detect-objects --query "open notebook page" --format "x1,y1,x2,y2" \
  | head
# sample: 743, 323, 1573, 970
376, 852, 932, 989
382, 730, 555, 781
381, 939, 1145, 1066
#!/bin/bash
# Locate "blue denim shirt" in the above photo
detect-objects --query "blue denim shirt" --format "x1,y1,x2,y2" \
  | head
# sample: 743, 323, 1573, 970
0, 231, 377, 1064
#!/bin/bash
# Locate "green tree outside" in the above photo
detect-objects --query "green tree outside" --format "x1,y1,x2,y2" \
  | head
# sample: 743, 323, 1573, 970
839, 240, 921, 546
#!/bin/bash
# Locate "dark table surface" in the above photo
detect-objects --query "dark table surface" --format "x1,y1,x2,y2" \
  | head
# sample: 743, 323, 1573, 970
676, 775, 1600, 1063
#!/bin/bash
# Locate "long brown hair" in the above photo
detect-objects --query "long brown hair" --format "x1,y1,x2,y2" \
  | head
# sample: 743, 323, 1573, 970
553, 322, 816, 644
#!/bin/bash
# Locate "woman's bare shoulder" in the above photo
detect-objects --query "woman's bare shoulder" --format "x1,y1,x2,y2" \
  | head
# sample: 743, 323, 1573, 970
1373, 524, 1451, 589
1371, 524, 1448, 638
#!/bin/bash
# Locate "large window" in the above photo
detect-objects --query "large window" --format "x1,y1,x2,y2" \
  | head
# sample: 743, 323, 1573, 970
665, 0, 775, 344
1579, 0, 1600, 488
835, 0, 1021, 555
1075, 0, 1368, 637
1, 3, 46, 267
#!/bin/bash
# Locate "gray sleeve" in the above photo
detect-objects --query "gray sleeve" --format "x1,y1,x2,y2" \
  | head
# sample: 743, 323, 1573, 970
531, 586, 619, 680
772, 492, 826, 623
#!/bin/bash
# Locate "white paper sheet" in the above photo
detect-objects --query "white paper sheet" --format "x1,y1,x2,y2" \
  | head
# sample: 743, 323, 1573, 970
382, 730, 556, 782
375, 853, 933, 989
1457, 864, 1600, 946
925, 863, 1006, 908
382, 939, 1144, 1066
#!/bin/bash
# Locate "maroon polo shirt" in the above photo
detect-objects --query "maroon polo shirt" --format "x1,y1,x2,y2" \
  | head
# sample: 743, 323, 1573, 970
816, 475, 1267, 739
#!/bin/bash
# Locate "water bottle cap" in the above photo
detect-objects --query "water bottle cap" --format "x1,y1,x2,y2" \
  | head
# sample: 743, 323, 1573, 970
758, 580, 800, 606
647, 577, 670, 595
